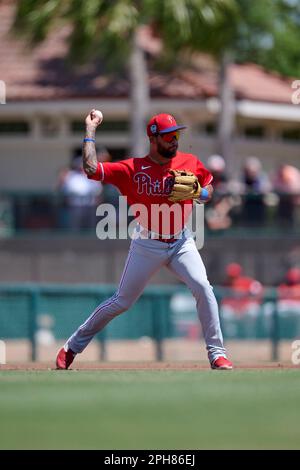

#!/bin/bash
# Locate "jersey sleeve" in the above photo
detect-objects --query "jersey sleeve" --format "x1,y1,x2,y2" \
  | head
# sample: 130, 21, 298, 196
87, 160, 131, 191
196, 160, 213, 187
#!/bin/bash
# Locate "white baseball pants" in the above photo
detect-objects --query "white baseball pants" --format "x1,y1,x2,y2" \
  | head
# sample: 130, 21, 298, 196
67, 230, 227, 363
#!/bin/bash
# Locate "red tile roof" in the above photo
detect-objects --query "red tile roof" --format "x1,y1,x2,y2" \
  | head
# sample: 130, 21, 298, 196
230, 64, 294, 104
0, 1, 295, 104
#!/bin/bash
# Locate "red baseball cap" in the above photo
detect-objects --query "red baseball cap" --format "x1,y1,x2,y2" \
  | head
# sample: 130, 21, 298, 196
286, 268, 300, 284
147, 113, 187, 137
226, 263, 242, 278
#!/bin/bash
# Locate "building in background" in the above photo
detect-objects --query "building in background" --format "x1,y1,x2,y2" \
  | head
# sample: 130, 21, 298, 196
0, 2, 299, 191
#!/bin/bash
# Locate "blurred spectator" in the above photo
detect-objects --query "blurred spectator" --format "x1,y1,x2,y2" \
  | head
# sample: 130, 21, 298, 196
221, 262, 264, 316
278, 267, 300, 300
224, 262, 263, 295
207, 154, 228, 193
277, 267, 300, 326
272, 164, 300, 227
205, 154, 241, 230
243, 157, 270, 193
57, 152, 103, 230
241, 157, 271, 226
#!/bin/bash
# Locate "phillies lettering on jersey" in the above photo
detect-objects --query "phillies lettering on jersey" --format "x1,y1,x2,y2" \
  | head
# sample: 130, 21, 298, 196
133, 172, 174, 196
89, 151, 213, 235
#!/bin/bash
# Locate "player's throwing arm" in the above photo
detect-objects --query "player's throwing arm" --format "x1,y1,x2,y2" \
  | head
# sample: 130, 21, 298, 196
83, 109, 103, 177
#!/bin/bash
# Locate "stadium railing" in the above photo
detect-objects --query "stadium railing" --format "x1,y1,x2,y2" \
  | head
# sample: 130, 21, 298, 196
1, 283, 299, 362
1, 190, 300, 236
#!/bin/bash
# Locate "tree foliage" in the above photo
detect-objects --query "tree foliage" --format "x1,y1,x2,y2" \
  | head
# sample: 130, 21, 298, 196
234, 0, 300, 77
13, 0, 236, 69
13, 0, 300, 76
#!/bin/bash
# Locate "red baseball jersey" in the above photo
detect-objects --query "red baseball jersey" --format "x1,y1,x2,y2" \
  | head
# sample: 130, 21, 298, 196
88, 151, 213, 236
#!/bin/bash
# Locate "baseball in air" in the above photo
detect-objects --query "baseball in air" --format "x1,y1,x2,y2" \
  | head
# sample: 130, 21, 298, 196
93, 109, 103, 123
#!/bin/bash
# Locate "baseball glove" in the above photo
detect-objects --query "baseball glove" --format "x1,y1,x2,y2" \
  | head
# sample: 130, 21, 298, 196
168, 169, 201, 203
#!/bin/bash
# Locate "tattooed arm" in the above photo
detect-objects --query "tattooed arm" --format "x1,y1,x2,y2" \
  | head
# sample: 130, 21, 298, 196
83, 109, 103, 176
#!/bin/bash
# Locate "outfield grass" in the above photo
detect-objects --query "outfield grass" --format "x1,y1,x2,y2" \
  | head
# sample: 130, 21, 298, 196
0, 369, 299, 449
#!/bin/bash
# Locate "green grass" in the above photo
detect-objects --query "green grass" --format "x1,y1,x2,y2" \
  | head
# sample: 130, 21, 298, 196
0, 369, 299, 449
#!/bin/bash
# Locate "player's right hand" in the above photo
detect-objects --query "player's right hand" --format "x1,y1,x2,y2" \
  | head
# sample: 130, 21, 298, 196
85, 109, 103, 129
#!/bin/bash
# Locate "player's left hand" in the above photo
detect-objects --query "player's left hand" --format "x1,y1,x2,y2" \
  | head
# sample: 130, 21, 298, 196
168, 169, 201, 202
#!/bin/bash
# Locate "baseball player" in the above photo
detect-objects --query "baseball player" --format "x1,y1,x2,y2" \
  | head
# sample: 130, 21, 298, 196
56, 110, 233, 370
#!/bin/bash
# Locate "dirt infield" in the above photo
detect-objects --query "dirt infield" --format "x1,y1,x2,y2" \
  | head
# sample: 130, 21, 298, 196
1, 361, 298, 371
1, 338, 299, 370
